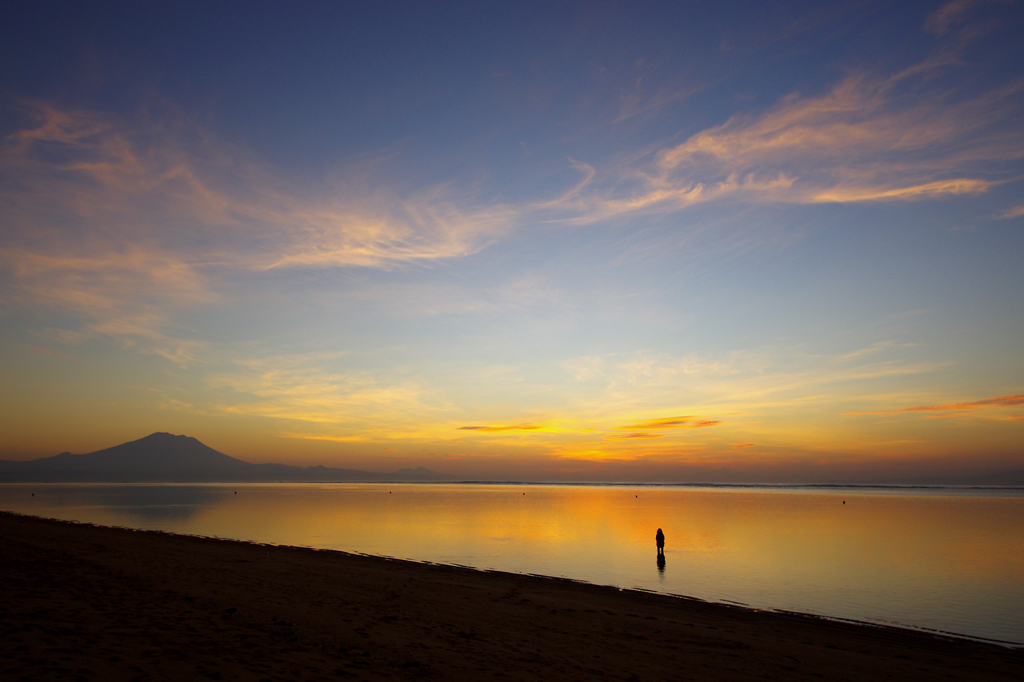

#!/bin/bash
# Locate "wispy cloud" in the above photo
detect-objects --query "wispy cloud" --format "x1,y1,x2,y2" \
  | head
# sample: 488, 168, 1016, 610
0, 246, 213, 363
924, 0, 1011, 36
0, 102, 517, 361
546, 52, 1023, 222
199, 351, 447, 441
602, 416, 720, 443
998, 205, 1024, 219
13, 343, 74, 359
607, 432, 664, 440
458, 423, 542, 432
846, 394, 1024, 416
555, 345, 947, 453
1, 102, 512, 272
835, 341, 917, 363
616, 416, 721, 430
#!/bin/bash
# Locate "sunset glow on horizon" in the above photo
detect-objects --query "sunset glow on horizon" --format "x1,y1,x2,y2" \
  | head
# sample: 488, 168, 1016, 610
1, 1, 1022, 481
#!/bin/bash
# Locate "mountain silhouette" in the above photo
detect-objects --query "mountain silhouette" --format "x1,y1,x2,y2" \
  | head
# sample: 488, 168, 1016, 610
0, 433, 449, 483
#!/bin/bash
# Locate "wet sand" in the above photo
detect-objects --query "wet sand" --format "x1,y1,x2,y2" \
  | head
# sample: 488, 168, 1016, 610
2, 511, 1021, 681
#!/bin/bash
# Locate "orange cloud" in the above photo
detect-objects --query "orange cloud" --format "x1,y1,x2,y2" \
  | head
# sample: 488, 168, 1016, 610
846, 394, 1024, 416
458, 424, 541, 432
808, 178, 995, 203
732, 443, 755, 448
616, 416, 721, 430
606, 432, 664, 440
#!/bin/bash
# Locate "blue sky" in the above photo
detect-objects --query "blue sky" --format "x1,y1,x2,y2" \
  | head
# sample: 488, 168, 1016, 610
1, 1, 1022, 481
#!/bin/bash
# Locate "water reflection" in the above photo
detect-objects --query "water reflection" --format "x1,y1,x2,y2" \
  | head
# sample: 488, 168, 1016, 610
0, 483, 233, 525
0, 482, 1021, 645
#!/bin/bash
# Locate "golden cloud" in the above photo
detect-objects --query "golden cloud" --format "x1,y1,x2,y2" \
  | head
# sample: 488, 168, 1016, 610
606, 432, 664, 440
616, 416, 721, 430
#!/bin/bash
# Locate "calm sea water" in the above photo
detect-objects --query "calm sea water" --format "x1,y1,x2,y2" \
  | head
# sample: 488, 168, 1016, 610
1, 483, 1021, 646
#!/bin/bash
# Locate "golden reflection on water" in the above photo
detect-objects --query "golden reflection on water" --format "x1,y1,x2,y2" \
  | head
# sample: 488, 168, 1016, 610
2, 483, 1022, 643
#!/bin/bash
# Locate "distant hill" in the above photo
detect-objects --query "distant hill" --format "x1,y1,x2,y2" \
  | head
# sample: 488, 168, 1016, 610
0, 433, 451, 483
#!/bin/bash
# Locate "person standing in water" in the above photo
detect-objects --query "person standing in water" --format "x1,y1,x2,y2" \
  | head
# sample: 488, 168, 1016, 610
655, 528, 665, 556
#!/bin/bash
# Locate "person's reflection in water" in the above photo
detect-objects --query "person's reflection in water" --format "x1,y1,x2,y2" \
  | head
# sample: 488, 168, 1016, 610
656, 552, 666, 576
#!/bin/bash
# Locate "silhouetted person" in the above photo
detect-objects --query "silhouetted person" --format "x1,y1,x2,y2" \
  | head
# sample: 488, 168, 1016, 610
655, 528, 665, 556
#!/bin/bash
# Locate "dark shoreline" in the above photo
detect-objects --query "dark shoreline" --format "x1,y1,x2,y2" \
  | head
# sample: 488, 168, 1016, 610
2, 510, 1022, 680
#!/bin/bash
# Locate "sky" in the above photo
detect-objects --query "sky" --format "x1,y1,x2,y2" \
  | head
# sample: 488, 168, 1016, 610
1, 0, 1022, 482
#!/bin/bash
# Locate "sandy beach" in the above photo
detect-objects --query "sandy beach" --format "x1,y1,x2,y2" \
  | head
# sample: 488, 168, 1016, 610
2, 511, 1020, 681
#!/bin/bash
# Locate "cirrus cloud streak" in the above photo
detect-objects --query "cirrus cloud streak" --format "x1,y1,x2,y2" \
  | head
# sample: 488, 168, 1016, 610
547, 51, 1023, 223
846, 394, 1024, 416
